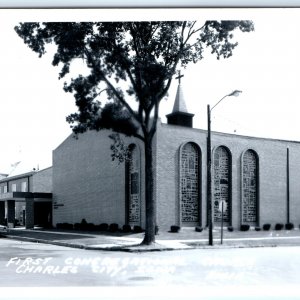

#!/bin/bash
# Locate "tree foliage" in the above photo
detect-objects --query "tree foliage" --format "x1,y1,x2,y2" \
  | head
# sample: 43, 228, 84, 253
15, 21, 254, 140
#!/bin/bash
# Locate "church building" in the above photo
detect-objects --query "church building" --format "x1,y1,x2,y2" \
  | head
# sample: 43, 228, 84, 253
52, 80, 300, 231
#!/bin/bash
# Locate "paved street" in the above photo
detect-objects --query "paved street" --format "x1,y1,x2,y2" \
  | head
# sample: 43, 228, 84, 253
1, 239, 300, 299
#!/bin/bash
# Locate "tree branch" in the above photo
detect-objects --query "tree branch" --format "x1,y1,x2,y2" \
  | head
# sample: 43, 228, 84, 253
182, 22, 206, 47
84, 48, 141, 127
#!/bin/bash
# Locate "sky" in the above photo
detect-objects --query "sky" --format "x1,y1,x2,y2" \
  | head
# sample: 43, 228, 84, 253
1, 8, 300, 174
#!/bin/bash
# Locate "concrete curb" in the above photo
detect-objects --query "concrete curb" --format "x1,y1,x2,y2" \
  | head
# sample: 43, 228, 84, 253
2, 234, 186, 252
4, 233, 299, 252
1, 234, 86, 249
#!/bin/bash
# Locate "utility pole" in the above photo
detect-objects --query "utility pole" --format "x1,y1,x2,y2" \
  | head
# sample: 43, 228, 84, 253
206, 90, 242, 246
207, 104, 213, 246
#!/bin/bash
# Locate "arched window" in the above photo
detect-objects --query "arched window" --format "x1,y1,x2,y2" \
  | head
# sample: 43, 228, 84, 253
213, 146, 231, 224
126, 144, 140, 225
180, 142, 200, 224
242, 149, 258, 225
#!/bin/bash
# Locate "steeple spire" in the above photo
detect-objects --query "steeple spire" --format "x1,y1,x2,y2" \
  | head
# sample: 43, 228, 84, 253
172, 71, 188, 113
166, 71, 194, 128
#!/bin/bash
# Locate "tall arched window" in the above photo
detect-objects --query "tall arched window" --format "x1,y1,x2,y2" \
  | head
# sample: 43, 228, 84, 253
213, 146, 231, 224
242, 149, 258, 225
180, 142, 200, 224
126, 144, 140, 225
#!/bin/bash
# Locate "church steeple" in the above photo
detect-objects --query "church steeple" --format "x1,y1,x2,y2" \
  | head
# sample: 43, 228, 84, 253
166, 71, 194, 128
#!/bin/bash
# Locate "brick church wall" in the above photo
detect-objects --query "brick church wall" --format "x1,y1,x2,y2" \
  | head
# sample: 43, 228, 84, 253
52, 121, 300, 232
155, 123, 208, 230
53, 131, 126, 226
32, 167, 52, 193
155, 121, 300, 230
52, 130, 145, 228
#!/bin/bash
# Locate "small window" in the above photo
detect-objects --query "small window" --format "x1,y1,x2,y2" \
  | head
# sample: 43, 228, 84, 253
21, 182, 27, 192
11, 184, 17, 192
3, 186, 7, 193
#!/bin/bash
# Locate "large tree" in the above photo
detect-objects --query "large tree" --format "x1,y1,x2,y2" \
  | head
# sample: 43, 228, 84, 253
15, 21, 254, 245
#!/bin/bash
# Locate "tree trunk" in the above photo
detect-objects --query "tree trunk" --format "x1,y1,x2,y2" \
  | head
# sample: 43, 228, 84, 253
141, 135, 156, 245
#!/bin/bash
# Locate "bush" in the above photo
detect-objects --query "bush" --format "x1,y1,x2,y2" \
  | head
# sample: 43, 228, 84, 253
170, 225, 180, 233
133, 225, 144, 233
74, 223, 81, 230
56, 223, 73, 230
285, 223, 294, 230
155, 225, 159, 235
122, 224, 132, 233
80, 219, 88, 230
86, 223, 96, 231
109, 223, 119, 232
98, 223, 109, 231
195, 226, 203, 232
228, 226, 234, 232
275, 223, 284, 230
255, 226, 261, 231
65, 223, 74, 230
240, 224, 250, 231
56, 223, 62, 229
263, 224, 271, 231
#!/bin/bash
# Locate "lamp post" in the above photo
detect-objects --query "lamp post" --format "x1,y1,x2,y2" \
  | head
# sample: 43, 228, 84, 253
207, 90, 242, 246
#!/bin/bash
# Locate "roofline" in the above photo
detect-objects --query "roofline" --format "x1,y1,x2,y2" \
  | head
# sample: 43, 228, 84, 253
0, 171, 36, 183
166, 111, 195, 117
160, 122, 300, 145
0, 165, 54, 183
53, 132, 74, 152
36, 166, 52, 173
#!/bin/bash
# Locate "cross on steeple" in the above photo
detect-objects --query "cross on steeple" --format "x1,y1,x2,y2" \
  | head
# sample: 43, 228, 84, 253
175, 71, 184, 84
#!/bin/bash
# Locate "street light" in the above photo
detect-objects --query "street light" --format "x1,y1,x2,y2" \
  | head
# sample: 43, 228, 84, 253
207, 90, 242, 246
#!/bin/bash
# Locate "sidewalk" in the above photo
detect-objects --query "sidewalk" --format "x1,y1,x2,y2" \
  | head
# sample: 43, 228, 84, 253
2, 226, 300, 252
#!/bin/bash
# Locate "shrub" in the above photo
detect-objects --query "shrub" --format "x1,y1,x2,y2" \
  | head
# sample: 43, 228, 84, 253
155, 225, 159, 235
122, 224, 132, 233
240, 224, 250, 231
263, 224, 271, 231
109, 223, 119, 232
80, 219, 88, 230
285, 223, 294, 230
99, 223, 109, 231
86, 223, 96, 231
255, 226, 261, 231
195, 226, 203, 232
228, 226, 234, 232
56, 223, 73, 230
56, 223, 62, 229
133, 225, 144, 233
170, 225, 180, 233
275, 223, 284, 230
66, 223, 74, 230
74, 223, 81, 230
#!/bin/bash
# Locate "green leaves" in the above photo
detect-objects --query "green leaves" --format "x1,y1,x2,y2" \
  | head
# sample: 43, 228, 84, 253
15, 23, 46, 57
15, 20, 254, 141
109, 133, 131, 163
200, 20, 254, 59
